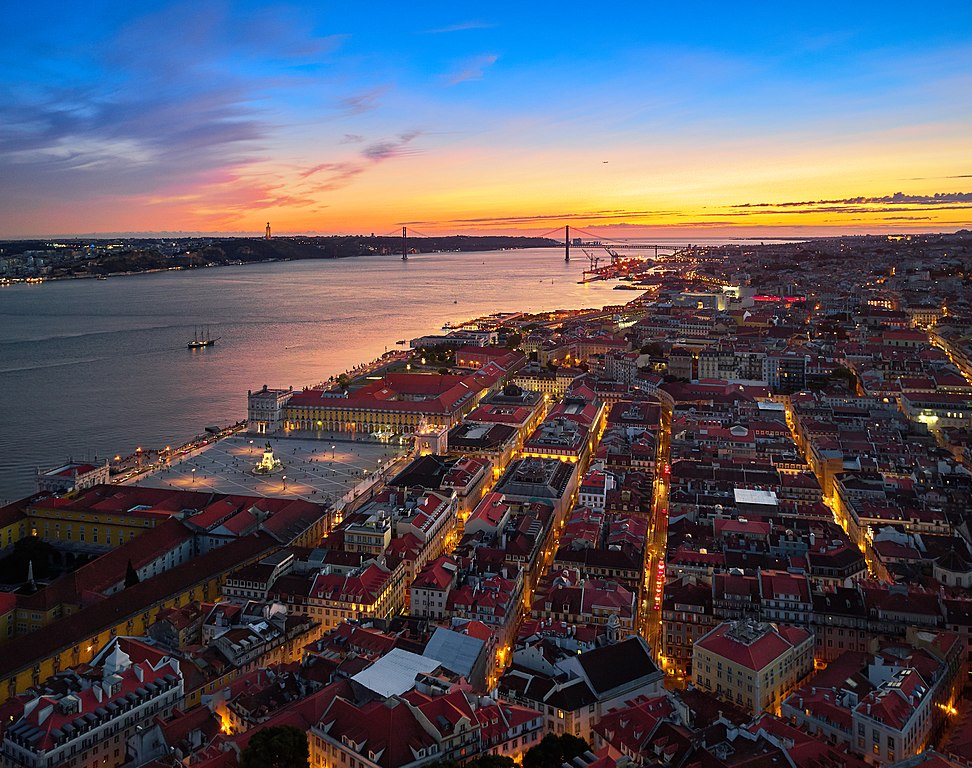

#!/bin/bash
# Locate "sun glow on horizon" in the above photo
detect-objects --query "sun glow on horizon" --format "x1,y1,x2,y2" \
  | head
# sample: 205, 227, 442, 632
1, 1, 970, 238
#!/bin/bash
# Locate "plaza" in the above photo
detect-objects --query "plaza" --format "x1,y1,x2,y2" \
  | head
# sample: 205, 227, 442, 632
128, 433, 408, 504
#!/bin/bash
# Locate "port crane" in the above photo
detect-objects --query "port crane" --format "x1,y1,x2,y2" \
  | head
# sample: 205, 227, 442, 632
603, 244, 621, 262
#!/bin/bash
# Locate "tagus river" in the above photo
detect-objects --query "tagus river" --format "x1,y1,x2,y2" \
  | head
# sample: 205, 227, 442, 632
0, 247, 641, 500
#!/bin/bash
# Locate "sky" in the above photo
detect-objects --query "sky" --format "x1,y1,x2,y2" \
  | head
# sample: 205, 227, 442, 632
1, 1, 971, 238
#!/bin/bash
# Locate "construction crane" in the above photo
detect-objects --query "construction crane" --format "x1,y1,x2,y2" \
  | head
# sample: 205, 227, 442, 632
583, 249, 600, 270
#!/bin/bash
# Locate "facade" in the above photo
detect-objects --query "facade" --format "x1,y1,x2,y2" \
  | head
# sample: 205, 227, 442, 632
283, 370, 503, 435
693, 619, 814, 715
246, 385, 294, 435
36, 461, 110, 494
410, 555, 460, 619
1, 645, 183, 768
783, 631, 966, 766
501, 636, 664, 745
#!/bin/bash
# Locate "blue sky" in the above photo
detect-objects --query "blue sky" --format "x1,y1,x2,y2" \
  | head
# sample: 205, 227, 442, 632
2, 0, 970, 236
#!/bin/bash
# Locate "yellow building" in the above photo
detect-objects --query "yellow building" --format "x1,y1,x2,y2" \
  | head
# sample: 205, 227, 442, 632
26, 493, 167, 547
692, 619, 814, 715
0, 594, 15, 643
0, 500, 28, 549
0, 533, 277, 698
284, 370, 502, 435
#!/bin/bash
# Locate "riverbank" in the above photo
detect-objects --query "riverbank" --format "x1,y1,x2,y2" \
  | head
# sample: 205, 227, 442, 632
0, 249, 624, 500
0, 235, 561, 283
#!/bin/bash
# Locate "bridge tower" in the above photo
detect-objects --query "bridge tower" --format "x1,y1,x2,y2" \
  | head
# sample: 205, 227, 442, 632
565, 225, 570, 262
402, 227, 408, 261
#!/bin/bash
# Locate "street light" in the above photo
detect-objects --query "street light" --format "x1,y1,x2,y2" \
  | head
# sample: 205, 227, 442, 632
282, 475, 287, 489
331, 444, 336, 459
191, 468, 196, 484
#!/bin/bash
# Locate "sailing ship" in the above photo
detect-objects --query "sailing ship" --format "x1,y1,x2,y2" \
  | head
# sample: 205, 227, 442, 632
188, 326, 220, 349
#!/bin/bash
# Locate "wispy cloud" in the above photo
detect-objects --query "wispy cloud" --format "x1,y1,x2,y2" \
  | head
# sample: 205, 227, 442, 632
335, 87, 389, 116
362, 130, 422, 161
0, 1, 340, 222
403, 208, 679, 226
730, 191, 972, 208
298, 131, 422, 193
446, 54, 498, 85
423, 21, 494, 34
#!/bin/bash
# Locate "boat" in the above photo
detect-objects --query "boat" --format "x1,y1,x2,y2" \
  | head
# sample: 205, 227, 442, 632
188, 326, 220, 349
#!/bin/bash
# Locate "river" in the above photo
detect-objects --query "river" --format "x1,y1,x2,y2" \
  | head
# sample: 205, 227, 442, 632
0, 247, 642, 500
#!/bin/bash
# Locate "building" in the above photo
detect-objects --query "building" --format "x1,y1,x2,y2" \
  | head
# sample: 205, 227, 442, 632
36, 461, 110, 494
410, 556, 460, 619
1, 644, 183, 768
283, 370, 503, 435
247, 385, 294, 435
783, 630, 966, 766
693, 619, 814, 715
500, 636, 664, 745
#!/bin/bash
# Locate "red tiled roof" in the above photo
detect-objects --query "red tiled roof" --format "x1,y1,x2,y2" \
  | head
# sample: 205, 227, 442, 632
696, 622, 810, 671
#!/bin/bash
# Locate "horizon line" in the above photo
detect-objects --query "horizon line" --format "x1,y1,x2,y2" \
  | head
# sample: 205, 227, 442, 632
1, 226, 968, 241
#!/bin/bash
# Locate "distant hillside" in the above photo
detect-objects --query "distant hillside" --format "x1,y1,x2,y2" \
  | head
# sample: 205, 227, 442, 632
0, 235, 560, 279
194, 235, 559, 263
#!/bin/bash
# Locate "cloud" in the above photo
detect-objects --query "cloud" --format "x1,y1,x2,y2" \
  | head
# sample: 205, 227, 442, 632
731, 191, 972, 208
423, 21, 494, 34
335, 87, 389, 116
0, 1, 340, 222
403, 208, 679, 227
446, 54, 498, 85
361, 130, 422, 161
297, 131, 422, 194
340, 133, 364, 144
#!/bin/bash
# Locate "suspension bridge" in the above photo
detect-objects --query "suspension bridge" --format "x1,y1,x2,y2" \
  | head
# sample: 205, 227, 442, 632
372, 224, 688, 264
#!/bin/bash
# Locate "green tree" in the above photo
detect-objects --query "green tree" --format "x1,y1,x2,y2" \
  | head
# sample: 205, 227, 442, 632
472, 756, 516, 768
524, 733, 590, 768
240, 725, 309, 768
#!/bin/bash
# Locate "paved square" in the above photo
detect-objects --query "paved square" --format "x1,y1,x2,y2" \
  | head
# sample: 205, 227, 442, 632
128, 434, 408, 504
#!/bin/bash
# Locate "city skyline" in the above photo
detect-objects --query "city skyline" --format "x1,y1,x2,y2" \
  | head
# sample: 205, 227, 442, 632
2, 1, 971, 238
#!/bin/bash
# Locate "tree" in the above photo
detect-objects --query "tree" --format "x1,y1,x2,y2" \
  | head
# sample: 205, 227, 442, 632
240, 725, 309, 768
471, 756, 516, 768
124, 559, 140, 588
431, 756, 515, 768
524, 733, 590, 768
505, 332, 522, 349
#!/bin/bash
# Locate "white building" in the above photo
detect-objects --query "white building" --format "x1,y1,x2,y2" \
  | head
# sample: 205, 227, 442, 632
2, 644, 183, 768
247, 385, 293, 435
